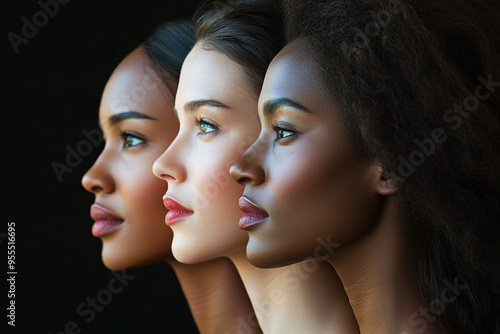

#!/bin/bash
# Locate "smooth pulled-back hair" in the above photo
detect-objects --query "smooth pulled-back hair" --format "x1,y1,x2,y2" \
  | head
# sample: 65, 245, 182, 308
282, 0, 500, 332
193, 0, 285, 93
142, 19, 194, 94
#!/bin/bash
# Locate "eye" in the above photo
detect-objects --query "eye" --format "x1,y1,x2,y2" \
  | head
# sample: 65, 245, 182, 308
195, 117, 218, 135
272, 124, 296, 141
120, 132, 145, 148
276, 128, 294, 139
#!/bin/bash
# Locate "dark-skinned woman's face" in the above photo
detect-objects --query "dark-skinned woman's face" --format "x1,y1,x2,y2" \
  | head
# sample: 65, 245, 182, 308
231, 41, 384, 268
82, 48, 178, 270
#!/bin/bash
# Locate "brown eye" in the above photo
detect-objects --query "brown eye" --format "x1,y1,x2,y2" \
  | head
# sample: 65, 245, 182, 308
121, 133, 144, 148
273, 126, 294, 140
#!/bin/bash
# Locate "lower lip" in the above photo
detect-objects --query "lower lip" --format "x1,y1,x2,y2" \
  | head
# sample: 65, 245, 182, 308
239, 214, 268, 230
165, 210, 193, 226
92, 220, 124, 237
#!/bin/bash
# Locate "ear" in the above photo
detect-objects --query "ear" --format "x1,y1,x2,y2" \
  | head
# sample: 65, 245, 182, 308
372, 163, 399, 195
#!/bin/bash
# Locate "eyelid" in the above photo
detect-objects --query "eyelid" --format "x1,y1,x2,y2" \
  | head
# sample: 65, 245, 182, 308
271, 120, 300, 145
119, 131, 146, 148
274, 120, 299, 133
271, 124, 296, 136
195, 117, 220, 135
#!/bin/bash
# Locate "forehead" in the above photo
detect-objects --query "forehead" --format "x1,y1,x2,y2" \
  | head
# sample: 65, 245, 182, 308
176, 43, 250, 104
100, 48, 172, 118
259, 41, 329, 109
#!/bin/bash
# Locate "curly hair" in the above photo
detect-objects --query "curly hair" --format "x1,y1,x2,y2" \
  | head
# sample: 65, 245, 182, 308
282, 0, 500, 332
193, 0, 285, 94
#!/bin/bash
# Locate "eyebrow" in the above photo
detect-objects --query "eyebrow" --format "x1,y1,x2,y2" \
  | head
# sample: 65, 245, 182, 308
263, 98, 311, 116
182, 99, 230, 113
107, 111, 156, 126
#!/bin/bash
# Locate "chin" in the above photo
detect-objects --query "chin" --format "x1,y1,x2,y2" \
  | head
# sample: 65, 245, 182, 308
101, 256, 128, 271
245, 238, 281, 268
171, 242, 213, 264
245, 237, 307, 268
101, 247, 142, 271
171, 236, 242, 264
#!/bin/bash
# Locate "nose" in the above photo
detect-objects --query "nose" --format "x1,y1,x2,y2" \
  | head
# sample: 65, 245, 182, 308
230, 138, 266, 186
82, 152, 115, 195
153, 135, 187, 183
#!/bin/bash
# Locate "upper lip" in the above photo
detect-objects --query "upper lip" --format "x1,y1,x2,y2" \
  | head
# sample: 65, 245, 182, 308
239, 196, 268, 216
163, 196, 193, 213
90, 203, 124, 221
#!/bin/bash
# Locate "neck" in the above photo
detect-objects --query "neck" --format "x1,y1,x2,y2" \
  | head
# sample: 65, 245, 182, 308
230, 252, 359, 334
331, 196, 442, 334
168, 258, 261, 334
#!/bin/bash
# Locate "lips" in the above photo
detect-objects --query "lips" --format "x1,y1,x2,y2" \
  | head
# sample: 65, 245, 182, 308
163, 196, 194, 226
238, 197, 268, 230
90, 204, 124, 237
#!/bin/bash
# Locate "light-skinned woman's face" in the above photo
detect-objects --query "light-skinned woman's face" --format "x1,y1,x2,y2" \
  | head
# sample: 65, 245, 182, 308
153, 43, 260, 264
82, 48, 178, 270
230, 41, 386, 268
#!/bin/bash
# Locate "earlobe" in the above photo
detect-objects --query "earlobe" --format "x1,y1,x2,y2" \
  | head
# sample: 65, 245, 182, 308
372, 164, 399, 195
376, 177, 399, 195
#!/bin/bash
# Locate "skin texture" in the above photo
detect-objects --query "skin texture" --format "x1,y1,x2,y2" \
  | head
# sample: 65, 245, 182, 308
230, 40, 383, 268
82, 47, 259, 334
231, 41, 441, 334
154, 43, 360, 334
82, 47, 178, 270
153, 43, 260, 264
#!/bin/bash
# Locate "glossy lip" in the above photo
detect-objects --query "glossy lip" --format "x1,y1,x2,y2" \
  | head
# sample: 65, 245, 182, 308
163, 195, 194, 226
238, 197, 268, 230
90, 203, 125, 237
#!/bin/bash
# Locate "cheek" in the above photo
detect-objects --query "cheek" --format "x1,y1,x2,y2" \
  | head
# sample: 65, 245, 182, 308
122, 163, 168, 219
101, 177, 171, 270
191, 144, 245, 204
270, 143, 379, 245
100, 155, 174, 270
269, 144, 330, 205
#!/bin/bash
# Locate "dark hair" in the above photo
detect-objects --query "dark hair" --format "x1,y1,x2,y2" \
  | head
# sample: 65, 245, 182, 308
193, 0, 285, 93
142, 19, 194, 94
283, 0, 500, 332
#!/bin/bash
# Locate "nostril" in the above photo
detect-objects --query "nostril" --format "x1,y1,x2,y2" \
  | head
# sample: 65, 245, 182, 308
90, 185, 103, 193
237, 176, 252, 185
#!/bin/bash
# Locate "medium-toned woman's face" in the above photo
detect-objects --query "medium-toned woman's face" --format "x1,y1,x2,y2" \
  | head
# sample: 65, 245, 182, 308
82, 48, 178, 270
153, 43, 260, 264
230, 41, 383, 268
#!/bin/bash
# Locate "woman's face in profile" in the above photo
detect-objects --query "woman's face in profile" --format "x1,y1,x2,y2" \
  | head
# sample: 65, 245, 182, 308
82, 48, 179, 270
153, 43, 261, 264
231, 41, 384, 268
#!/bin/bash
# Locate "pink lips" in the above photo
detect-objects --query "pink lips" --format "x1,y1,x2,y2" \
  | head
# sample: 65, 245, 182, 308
90, 204, 124, 237
163, 196, 194, 226
238, 197, 268, 230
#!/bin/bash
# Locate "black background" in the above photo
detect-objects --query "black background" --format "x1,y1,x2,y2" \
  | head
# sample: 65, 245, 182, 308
2, 0, 201, 333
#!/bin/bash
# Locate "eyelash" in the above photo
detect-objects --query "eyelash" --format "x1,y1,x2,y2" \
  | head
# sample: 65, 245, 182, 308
271, 124, 296, 142
119, 131, 145, 148
195, 117, 219, 136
